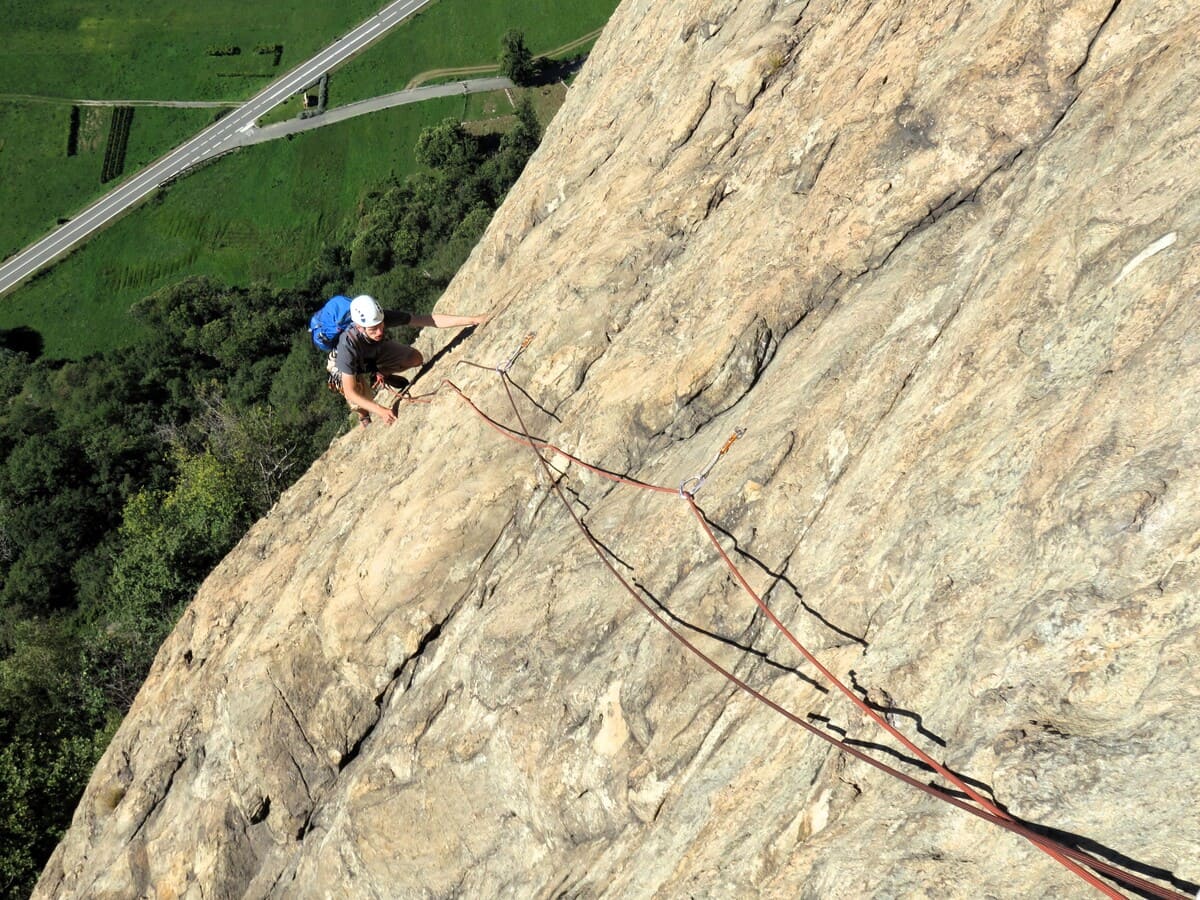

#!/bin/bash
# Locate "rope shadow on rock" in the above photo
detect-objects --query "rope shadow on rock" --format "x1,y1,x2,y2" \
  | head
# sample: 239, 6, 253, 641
1010, 821, 1199, 900
848, 668, 948, 749
806, 712, 994, 799
500, 372, 563, 423
562, 493, 827, 694
691, 505, 870, 649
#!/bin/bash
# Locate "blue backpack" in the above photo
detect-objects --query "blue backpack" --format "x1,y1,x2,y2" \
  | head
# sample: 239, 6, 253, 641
309, 294, 353, 351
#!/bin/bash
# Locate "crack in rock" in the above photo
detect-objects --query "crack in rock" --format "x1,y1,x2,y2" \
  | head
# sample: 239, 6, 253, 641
667, 315, 777, 441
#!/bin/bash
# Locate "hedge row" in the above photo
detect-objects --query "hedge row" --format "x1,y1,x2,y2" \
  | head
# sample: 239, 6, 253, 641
99, 106, 134, 184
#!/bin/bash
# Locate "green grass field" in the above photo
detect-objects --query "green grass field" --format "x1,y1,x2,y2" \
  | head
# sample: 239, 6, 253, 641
1, 0, 616, 269
0, 102, 216, 260
329, 0, 617, 105
0, 96, 477, 358
1, 0, 381, 279
0, 0, 613, 359
2, 0, 382, 101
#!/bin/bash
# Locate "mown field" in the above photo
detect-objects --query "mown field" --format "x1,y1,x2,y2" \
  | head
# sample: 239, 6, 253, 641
0, 103, 215, 260
323, 0, 617, 104
0, 93, 530, 359
1, 0, 381, 101
463, 82, 567, 134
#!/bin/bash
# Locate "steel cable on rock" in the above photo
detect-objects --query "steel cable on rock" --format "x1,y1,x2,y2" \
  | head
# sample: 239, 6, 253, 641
433, 368, 1188, 900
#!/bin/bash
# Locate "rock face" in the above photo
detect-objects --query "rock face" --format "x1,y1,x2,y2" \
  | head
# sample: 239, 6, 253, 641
37, 0, 1200, 896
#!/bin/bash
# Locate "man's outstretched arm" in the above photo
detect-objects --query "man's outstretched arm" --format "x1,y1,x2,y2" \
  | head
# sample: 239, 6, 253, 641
409, 313, 489, 328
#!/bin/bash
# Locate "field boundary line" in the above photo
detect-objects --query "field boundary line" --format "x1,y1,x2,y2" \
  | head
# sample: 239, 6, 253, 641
0, 94, 239, 108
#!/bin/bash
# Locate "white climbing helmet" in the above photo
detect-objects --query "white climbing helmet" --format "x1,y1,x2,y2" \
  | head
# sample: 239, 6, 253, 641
350, 294, 384, 327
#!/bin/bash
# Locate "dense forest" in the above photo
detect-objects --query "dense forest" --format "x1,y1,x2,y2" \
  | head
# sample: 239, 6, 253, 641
0, 97, 541, 897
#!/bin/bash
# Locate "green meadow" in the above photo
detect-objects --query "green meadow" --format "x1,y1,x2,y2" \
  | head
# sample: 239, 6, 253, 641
326, 0, 617, 102
0, 96, 474, 359
0, 0, 618, 359
1, 0, 381, 101
1, 0, 376, 269
0, 102, 215, 260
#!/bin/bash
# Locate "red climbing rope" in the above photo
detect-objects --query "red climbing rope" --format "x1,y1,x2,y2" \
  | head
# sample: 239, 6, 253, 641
421, 349, 1189, 900
681, 491, 1138, 897
443, 378, 677, 494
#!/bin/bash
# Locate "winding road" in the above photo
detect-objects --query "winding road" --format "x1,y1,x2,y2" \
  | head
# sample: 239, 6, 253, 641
0, 0, 450, 298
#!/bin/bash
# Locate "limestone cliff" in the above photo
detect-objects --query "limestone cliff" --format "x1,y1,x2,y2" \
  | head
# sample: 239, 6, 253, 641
37, 0, 1200, 896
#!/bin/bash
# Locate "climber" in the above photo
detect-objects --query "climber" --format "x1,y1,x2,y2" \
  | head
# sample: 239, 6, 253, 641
330, 294, 487, 427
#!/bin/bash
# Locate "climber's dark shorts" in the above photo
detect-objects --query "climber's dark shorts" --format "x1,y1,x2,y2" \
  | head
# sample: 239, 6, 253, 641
326, 341, 423, 401
371, 340, 423, 374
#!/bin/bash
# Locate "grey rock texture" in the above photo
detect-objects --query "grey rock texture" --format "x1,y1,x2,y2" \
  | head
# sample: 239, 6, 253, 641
37, 0, 1200, 897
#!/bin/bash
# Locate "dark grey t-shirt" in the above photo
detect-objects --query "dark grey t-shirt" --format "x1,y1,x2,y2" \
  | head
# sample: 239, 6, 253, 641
335, 310, 413, 375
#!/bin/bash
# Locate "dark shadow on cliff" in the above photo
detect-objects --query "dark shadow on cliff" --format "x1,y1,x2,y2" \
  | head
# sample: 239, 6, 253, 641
412, 324, 478, 387
563, 503, 827, 693
690, 504, 869, 649
529, 55, 586, 87
0, 325, 44, 359
847, 669, 947, 748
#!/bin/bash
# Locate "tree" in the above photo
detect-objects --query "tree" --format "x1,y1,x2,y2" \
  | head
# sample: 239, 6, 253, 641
489, 95, 542, 193
91, 449, 251, 708
350, 226, 392, 275
425, 205, 495, 282
0, 732, 107, 898
0, 615, 110, 900
390, 226, 421, 267
415, 119, 482, 175
305, 244, 352, 299
500, 29, 536, 86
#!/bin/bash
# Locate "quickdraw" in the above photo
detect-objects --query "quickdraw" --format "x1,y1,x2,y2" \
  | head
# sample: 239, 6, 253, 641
497, 331, 536, 374
679, 427, 746, 497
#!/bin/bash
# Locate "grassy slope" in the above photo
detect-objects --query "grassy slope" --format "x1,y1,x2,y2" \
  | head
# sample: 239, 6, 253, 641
0, 97, 466, 359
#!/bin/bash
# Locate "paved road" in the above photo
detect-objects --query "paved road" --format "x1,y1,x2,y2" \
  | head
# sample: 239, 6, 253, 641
0, 0, 437, 298
237, 77, 515, 145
